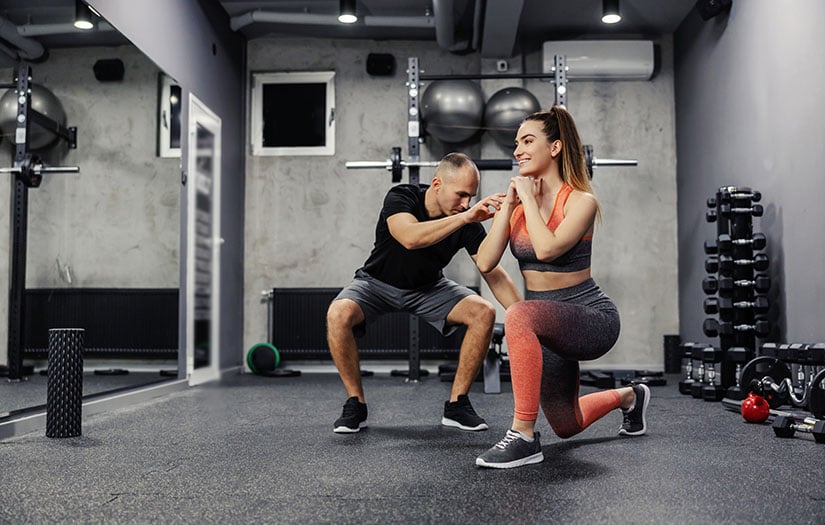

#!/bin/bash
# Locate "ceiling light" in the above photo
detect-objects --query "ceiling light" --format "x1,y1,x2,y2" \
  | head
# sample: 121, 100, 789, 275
74, 0, 95, 30
602, 0, 621, 24
338, 0, 357, 24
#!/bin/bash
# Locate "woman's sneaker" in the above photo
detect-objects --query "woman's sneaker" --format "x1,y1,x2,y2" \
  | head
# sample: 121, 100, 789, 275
619, 383, 650, 436
333, 397, 368, 433
475, 429, 544, 469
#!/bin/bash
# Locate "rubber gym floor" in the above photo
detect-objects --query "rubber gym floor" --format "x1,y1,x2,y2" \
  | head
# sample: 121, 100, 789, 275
2, 370, 823, 524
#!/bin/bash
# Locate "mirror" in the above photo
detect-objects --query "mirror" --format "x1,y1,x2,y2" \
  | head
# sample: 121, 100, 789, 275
0, 9, 182, 418
186, 94, 221, 385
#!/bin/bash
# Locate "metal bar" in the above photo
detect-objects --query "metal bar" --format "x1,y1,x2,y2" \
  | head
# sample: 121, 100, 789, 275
7, 63, 32, 381
408, 314, 420, 382
419, 73, 557, 81
407, 57, 421, 186
592, 158, 638, 167
554, 55, 567, 106
29, 109, 77, 148
0, 166, 81, 174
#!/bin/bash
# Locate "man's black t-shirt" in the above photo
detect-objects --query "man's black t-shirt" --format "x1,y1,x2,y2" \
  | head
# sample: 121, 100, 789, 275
360, 184, 485, 289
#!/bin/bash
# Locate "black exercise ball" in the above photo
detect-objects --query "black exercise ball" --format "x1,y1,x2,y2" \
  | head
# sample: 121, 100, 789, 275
483, 87, 541, 147
420, 80, 484, 143
0, 85, 67, 151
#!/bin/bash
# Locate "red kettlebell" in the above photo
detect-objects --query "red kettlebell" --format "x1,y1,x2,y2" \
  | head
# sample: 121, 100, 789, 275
741, 392, 770, 423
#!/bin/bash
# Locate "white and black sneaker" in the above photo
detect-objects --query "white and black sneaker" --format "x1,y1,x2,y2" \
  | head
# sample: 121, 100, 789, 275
475, 429, 544, 469
442, 395, 488, 431
333, 396, 368, 433
619, 383, 650, 436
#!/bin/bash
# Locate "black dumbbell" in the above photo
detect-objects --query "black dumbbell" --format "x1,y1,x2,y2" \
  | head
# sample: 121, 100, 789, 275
772, 415, 825, 444
720, 203, 763, 217
719, 253, 769, 272
704, 240, 718, 255
704, 296, 769, 320
705, 256, 719, 273
707, 196, 717, 208
703, 318, 770, 337
706, 209, 717, 223
717, 233, 766, 252
702, 275, 771, 296
721, 190, 761, 203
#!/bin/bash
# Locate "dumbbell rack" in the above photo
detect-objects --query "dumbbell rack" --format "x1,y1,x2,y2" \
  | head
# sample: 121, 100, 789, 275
698, 186, 770, 401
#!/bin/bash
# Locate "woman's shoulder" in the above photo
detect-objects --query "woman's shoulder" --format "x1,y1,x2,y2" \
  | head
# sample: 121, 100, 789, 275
567, 188, 599, 207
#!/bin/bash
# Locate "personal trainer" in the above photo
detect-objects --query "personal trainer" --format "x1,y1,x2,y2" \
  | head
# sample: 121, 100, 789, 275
326, 152, 522, 433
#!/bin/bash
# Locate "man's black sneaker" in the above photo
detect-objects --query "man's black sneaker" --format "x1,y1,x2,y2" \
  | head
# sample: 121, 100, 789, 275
333, 396, 368, 433
619, 383, 650, 436
476, 429, 544, 469
442, 395, 488, 431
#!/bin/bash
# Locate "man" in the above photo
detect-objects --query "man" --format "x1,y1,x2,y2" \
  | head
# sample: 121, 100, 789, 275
327, 152, 521, 433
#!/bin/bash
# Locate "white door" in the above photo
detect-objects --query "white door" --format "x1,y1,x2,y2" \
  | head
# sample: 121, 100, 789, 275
186, 94, 222, 385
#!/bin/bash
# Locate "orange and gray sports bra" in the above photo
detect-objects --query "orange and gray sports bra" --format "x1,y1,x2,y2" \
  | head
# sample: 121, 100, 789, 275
509, 183, 592, 273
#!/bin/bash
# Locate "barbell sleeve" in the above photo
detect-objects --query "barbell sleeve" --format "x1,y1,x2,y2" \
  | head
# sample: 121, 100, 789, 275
592, 158, 638, 167
345, 161, 392, 169
0, 165, 80, 174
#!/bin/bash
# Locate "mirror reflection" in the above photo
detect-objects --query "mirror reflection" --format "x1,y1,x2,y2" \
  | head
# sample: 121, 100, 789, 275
0, 4, 181, 417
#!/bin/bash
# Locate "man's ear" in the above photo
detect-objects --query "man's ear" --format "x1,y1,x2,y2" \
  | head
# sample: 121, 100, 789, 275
431, 175, 441, 190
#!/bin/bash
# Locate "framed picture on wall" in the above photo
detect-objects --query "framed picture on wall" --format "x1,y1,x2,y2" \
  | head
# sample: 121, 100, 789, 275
157, 72, 182, 158
250, 71, 336, 156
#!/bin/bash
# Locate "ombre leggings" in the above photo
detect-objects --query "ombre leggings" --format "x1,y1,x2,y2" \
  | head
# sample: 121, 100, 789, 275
505, 278, 621, 438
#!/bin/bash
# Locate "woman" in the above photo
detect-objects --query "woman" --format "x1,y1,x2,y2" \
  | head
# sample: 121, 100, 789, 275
474, 106, 649, 469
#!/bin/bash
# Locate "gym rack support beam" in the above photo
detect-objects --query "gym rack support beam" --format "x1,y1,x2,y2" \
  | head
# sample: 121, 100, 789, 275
5, 63, 78, 381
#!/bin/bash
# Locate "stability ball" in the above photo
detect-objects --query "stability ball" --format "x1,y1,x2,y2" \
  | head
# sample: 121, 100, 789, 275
0, 84, 67, 151
420, 80, 484, 143
483, 87, 541, 147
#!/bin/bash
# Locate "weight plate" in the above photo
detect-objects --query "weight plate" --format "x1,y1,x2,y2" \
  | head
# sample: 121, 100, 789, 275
739, 356, 791, 408
808, 368, 825, 419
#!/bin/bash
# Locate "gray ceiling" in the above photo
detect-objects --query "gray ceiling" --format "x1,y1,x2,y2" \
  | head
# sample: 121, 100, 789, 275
0, 0, 699, 62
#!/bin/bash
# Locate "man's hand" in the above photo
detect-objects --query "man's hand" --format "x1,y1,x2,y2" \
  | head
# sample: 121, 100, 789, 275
464, 193, 506, 223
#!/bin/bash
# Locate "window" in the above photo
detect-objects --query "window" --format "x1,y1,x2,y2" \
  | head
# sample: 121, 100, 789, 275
251, 71, 336, 156
157, 73, 182, 158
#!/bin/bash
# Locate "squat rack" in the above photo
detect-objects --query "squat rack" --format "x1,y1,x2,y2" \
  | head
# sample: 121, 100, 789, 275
1, 63, 79, 381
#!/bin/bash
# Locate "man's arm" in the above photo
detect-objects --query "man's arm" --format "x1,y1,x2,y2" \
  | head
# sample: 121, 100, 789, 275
387, 193, 504, 250
473, 256, 522, 309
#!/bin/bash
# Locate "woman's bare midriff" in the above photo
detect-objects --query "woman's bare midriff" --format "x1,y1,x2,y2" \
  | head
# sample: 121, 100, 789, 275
522, 267, 591, 292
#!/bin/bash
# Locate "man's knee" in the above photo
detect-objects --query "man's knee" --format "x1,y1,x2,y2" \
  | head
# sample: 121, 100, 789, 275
327, 299, 363, 333
453, 295, 496, 329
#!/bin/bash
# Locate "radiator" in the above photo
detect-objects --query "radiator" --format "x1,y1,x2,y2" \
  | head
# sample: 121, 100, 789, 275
23, 288, 179, 359
269, 287, 468, 360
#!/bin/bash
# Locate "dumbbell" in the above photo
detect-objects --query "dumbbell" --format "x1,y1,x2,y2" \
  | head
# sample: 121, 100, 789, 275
717, 233, 766, 252
720, 203, 763, 217
772, 415, 825, 444
720, 189, 761, 203
678, 342, 699, 395
703, 318, 770, 337
701, 346, 726, 401
719, 253, 769, 272
703, 296, 769, 321
705, 256, 719, 273
725, 346, 753, 400
702, 275, 771, 296
739, 356, 792, 408
704, 240, 718, 255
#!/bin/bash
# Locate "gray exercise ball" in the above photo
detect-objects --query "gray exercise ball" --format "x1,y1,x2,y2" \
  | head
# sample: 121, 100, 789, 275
0, 84, 67, 151
483, 87, 541, 147
420, 80, 484, 143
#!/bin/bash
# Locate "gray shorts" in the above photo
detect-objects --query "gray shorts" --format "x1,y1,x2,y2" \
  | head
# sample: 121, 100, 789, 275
334, 269, 476, 337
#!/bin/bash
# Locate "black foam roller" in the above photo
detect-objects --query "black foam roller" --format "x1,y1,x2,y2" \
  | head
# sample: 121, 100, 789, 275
46, 328, 84, 438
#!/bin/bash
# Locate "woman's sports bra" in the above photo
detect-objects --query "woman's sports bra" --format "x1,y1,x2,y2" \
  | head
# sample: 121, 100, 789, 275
509, 183, 592, 273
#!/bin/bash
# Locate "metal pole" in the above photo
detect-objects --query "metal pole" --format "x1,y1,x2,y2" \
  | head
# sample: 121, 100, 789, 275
7, 63, 32, 381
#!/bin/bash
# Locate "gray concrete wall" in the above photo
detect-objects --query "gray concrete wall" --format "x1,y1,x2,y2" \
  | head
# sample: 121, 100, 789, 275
245, 37, 679, 369
0, 46, 179, 367
675, 1, 825, 344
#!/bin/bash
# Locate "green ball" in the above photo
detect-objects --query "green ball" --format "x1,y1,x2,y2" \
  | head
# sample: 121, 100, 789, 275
246, 343, 280, 374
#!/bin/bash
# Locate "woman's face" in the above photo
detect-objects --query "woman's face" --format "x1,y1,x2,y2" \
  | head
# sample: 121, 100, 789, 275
513, 119, 558, 177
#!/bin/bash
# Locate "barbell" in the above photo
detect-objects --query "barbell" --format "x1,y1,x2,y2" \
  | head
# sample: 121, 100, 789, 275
346, 146, 638, 182
0, 154, 79, 188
